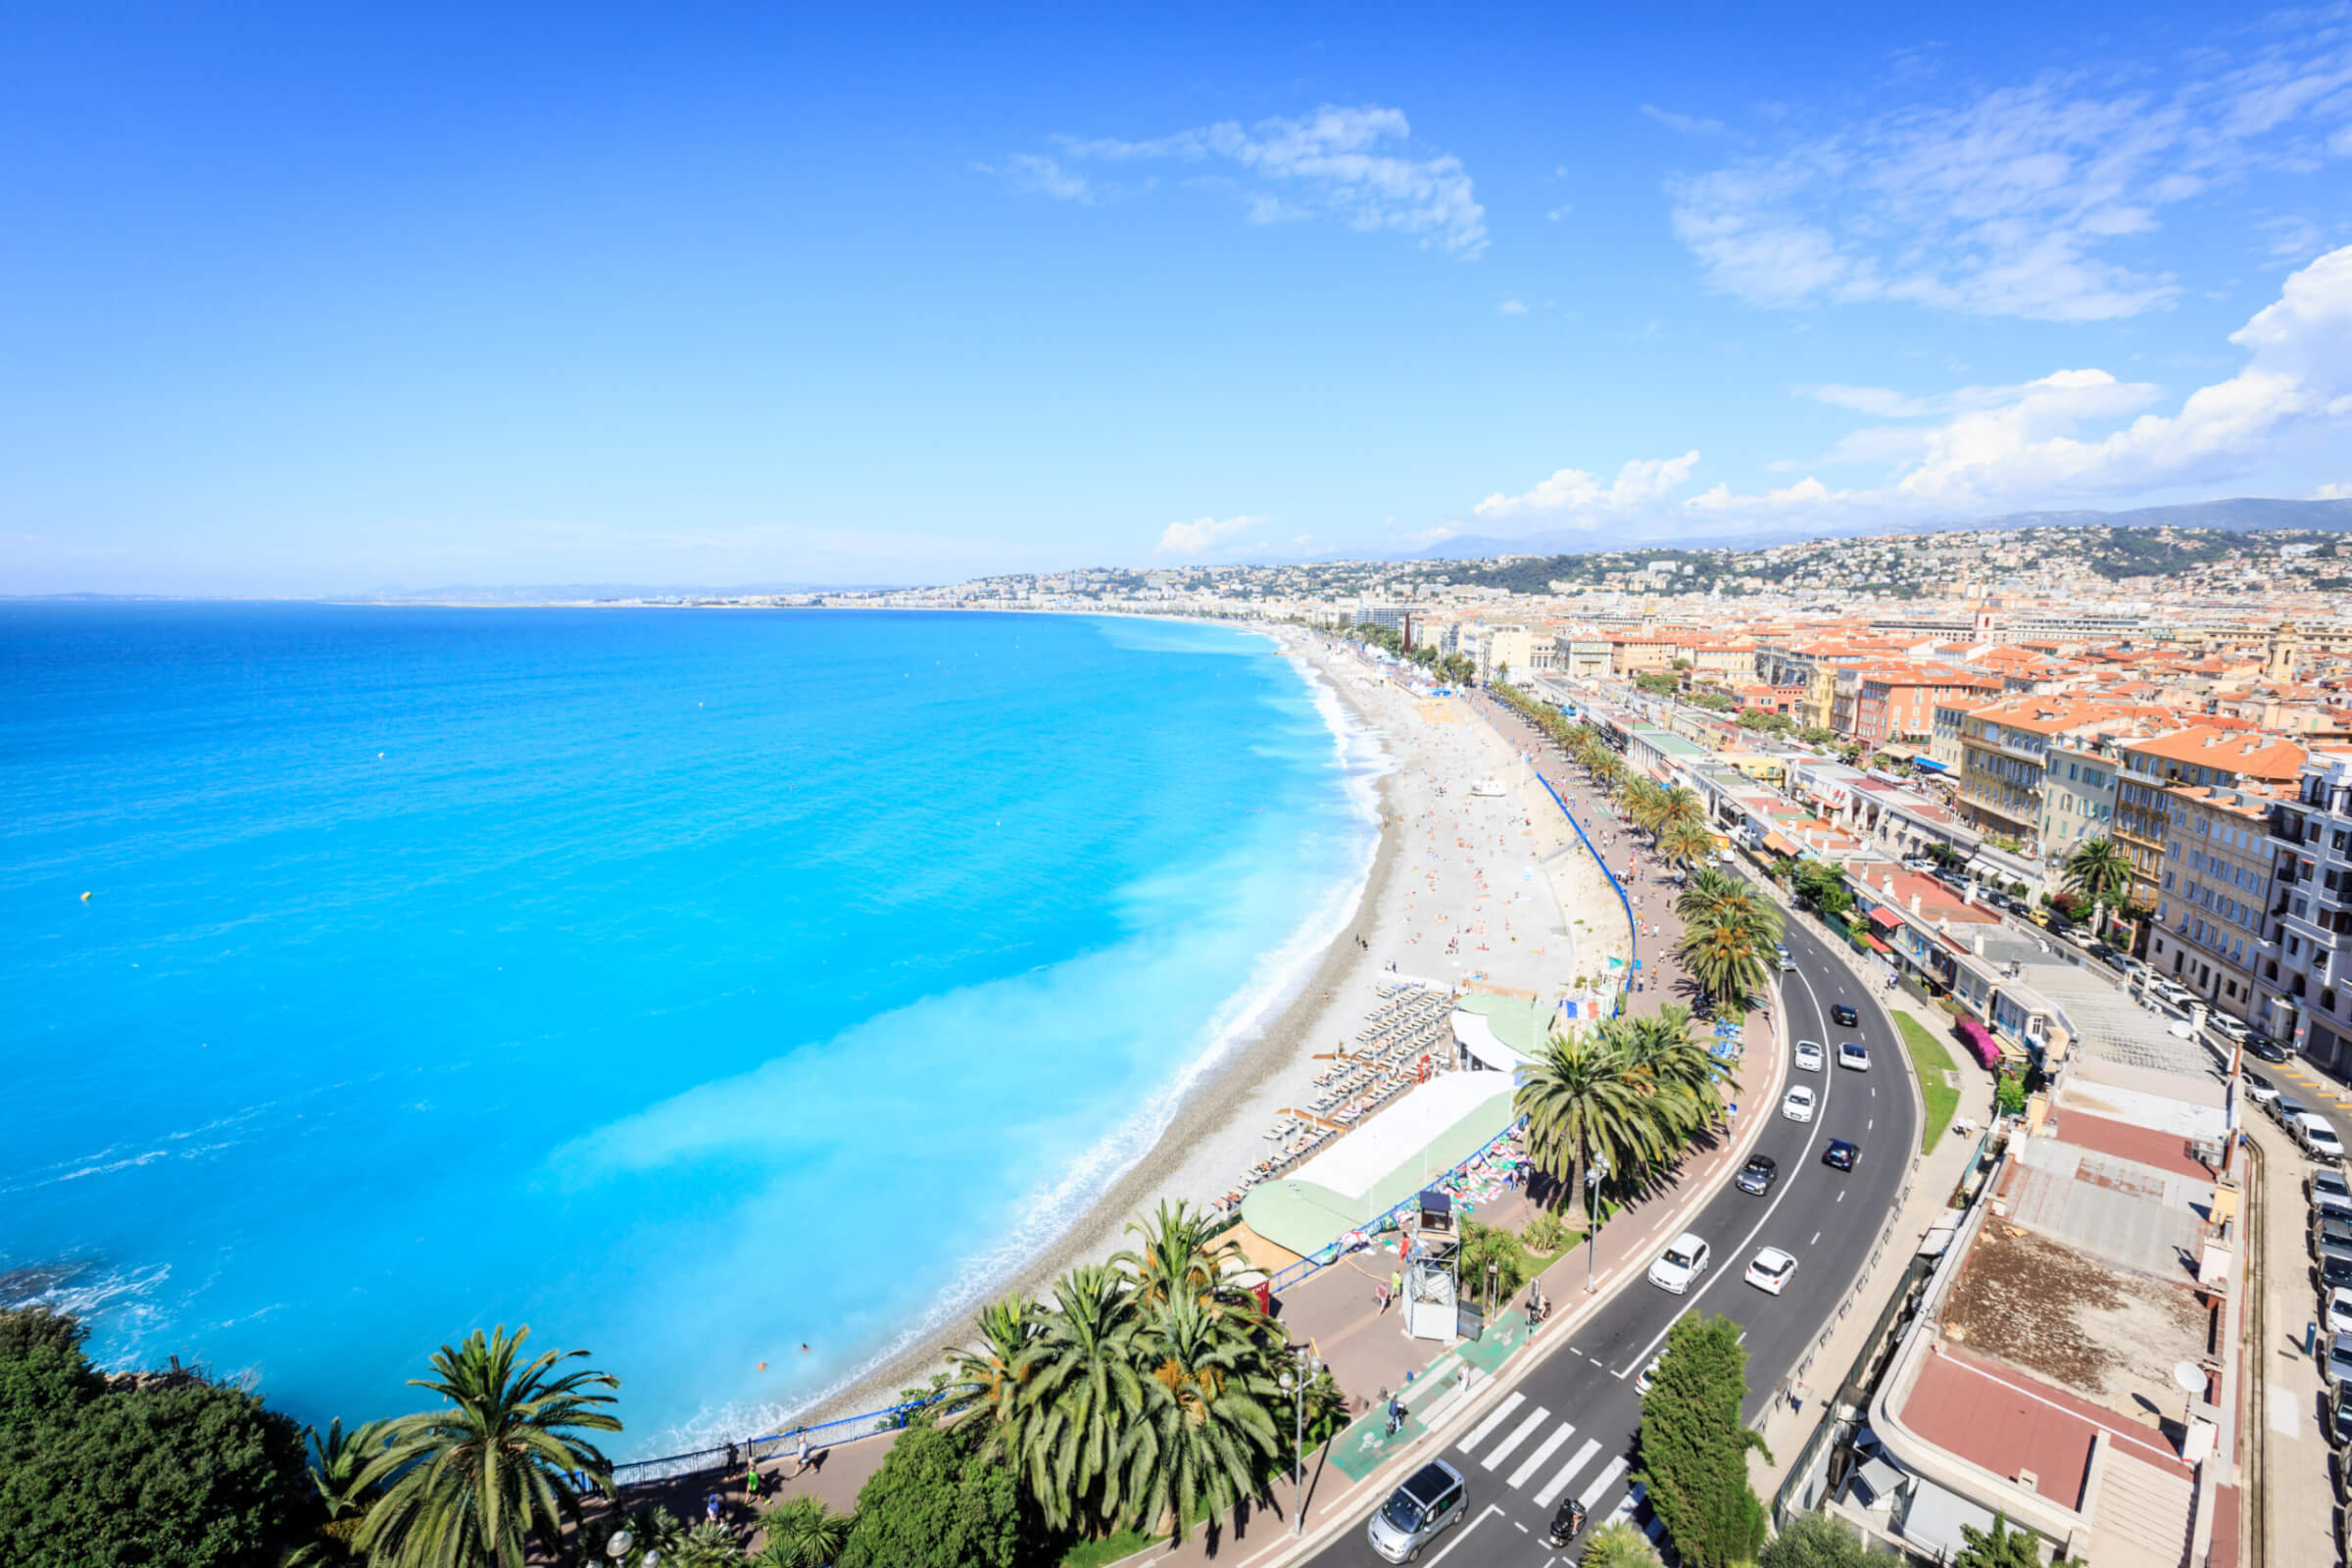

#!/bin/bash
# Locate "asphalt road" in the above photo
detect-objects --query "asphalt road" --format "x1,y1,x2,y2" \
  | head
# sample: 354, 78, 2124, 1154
1307, 912, 1919, 1567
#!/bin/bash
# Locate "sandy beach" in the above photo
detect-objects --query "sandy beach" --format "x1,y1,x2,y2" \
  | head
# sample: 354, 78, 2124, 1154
766, 629, 1621, 1438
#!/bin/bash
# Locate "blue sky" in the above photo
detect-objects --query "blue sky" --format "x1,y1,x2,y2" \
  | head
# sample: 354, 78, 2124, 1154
4, 3, 2350, 592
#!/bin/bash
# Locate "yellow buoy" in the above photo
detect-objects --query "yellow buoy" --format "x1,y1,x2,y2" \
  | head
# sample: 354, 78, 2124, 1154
80, 891, 92, 902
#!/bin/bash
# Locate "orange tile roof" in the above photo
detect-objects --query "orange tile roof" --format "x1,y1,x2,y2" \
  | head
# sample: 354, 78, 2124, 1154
2124, 727, 2308, 780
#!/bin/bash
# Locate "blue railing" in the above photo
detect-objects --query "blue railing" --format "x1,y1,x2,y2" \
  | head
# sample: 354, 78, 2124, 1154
1529, 765, 1641, 1016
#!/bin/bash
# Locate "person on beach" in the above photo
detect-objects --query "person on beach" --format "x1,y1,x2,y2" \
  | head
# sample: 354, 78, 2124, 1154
793, 1431, 811, 1477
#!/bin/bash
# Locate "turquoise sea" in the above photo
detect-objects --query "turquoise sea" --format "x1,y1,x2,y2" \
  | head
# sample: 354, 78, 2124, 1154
0, 604, 1378, 1454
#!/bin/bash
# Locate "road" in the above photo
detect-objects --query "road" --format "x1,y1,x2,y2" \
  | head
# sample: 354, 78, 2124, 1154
1302, 912, 1918, 1567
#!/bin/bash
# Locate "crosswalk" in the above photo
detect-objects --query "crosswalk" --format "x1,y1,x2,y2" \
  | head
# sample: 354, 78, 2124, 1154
1449, 1394, 1656, 1539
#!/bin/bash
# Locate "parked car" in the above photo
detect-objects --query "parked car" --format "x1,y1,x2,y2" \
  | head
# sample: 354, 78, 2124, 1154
1745, 1247, 1799, 1295
2247, 1034, 2289, 1063
1793, 1040, 1826, 1072
2245, 1074, 2281, 1109
2328, 1288, 2352, 1339
1838, 1040, 1871, 1071
2095, 947, 2131, 971
2208, 1015, 2250, 1044
2314, 1168, 2352, 1217
1367, 1461, 1468, 1563
2330, 1384, 2352, 1450
1823, 1138, 1861, 1171
2276, 1095, 2311, 1127
2321, 1253, 2352, 1294
2326, 1331, 2352, 1393
2317, 1216, 2352, 1270
1648, 1233, 1711, 1295
1782, 1086, 1818, 1123
2150, 980, 2196, 1008
1832, 1004, 1860, 1028
2302, 1114, 2347, 1164
1737, 1153, 1779, 1196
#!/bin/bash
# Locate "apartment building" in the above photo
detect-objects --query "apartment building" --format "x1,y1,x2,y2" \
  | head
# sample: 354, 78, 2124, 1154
1954, 696, 2164, 852
2147, 779, 2283, 1021
2038, 737, 2121, 863
2259, 749, 2352, 1073
1846, 664, 2004, 745
2113, 729, 2309, 910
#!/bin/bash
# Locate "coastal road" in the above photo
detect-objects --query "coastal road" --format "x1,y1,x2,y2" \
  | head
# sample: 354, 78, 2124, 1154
1300, 913, 1917, 1567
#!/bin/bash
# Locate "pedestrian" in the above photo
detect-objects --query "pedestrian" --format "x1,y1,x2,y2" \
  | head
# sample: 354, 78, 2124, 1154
1377, 1280, 1390, 1313
705, 1492, 722, 1527
1456, 1363, 1471, 1399
1390, 1267, 1403, 1303
793, 1431, 811, 1478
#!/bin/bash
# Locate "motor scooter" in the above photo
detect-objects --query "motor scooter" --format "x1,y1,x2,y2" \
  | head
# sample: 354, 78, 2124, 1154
1545, 1497, 1587, 1548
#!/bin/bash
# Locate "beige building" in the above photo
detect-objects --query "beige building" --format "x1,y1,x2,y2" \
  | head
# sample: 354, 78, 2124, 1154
2037, 737, 2120, 865
2147, 779, 2284, 1021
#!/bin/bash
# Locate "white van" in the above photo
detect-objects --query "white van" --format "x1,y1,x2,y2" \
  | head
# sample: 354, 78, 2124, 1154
2301, 1113, 2347, 1165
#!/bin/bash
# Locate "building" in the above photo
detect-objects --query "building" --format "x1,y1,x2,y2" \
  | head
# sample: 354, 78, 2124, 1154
2146, 778, 2286, 1022
1847, 665, 2003, 746
2037, 737, 2121, 866
2257, 748, 2352, 1072
2113, 729, 2309, 911
1954, 697, 2166, 854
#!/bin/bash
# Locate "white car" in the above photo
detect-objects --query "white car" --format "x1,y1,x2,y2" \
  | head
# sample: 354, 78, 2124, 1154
1648, 1232, 1710, 1295
2329, 1288, 2352, 1339
1838, 1040, 1871, 1071
1745, 1247, 1799, 1296
1793, 1040, 1826, 1073
1782, 1085, 1818, 1123
1635, 1354, 1661, 1395
2209, 1015, 2250, 1043
2244, 1075, 2281, 1109
2302, 1114, 2348, 1165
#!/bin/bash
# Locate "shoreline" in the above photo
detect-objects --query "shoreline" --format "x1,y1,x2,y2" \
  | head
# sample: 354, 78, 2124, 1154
746, 631, 1590, 1451
750, 630, 1408, 1441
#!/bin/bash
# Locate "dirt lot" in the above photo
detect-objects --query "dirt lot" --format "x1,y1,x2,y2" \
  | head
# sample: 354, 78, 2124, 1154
1941, 1221, 2209, 1426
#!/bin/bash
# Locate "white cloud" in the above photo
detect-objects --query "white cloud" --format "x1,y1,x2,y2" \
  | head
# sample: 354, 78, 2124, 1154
1667, 34, 2352, 320
1474, 451, 1701, 520
1498, 298, 1528, 315
2318, 482, 2352, 499
1642, 105, 1725, 136
984, 153, 1094, 204
1004, 105, 1487, 256
1155, 514, 1266, 556
1693, 243, 2352, 518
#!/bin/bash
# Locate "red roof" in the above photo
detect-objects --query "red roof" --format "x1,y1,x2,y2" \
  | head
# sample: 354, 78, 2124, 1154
1902, 1345, 2188, 1509
1869, 906, 1905, 930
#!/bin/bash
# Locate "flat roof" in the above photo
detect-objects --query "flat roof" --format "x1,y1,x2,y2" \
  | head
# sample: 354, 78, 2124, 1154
1239, 1072, 1516, 1255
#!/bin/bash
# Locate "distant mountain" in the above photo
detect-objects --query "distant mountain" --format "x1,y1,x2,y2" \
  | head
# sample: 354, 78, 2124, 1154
1405, 496, 2352, 563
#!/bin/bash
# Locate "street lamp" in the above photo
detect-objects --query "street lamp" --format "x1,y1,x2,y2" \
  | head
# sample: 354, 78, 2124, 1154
1279, 1350, 1322, 1537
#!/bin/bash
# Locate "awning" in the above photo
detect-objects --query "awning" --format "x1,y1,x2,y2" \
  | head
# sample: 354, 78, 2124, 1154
1912, 756, 1950, 773
1762, 832, 1797, 856
1868, 906, 1905, 931
1863, 934, 1893, 955
1450, 1008, 1531, 1076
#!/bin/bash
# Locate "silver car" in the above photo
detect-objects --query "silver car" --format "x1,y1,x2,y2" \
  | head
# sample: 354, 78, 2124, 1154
1367, 1459, 1467, 1562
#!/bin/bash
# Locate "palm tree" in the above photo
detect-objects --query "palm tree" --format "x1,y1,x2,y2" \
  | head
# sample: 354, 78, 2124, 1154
939, 1295, 1041, 1452
1018, 1264, 1144, 1536
2063, 837, 2134, 937
1620, 778, 1668, 836
1655, 785, 1706, 834
1611, 1008, 1730, 1131
1114, 1294, 1283, 1543
1678, 901, 1776, 1013
287, 1418, 388, 1564
1673, 867, 1739, 923
1653, 816, 1715, 869
1114, 1200, 1242, 1313
353, 1326, 621, 1568
755, 1496, 855, 1567
1514, 1029, 1679, 1220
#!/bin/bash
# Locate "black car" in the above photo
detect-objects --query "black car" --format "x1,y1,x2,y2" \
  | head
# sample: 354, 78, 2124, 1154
1832, 1004, 1860, 1028
1737, 1153, 1778, 1196
2247, 1034, 2289, 1063
2332, 1386, 2352, 1451
2321, 1254, 2352, 1294
1822, 1139, 1860, 1171
2318, 1215, 2352, 1260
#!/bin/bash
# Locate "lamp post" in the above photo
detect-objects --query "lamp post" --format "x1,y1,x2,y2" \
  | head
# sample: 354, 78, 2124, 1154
1281, 1349, 1322, 1537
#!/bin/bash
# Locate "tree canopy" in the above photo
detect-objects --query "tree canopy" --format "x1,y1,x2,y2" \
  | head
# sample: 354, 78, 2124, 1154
1634, 1314, 1771, 1568
0, 1307, 314, 1568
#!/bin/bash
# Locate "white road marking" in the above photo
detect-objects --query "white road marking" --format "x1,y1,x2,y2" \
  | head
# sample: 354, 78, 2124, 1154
1534, 1440, 1601, 1506
1426, 1503, 1503, 1564
1838, 1190, 1846, 1202
1811, 1230, 1821, 1245
1579, 1455, 1631, 1511
1509, 1424, 1576, 1488
1484, 1407, 1550, 1469
1459, 1392, 1524, 1452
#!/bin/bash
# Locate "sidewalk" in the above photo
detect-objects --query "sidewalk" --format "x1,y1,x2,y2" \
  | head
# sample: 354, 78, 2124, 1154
2244, 1109, 2340, 1568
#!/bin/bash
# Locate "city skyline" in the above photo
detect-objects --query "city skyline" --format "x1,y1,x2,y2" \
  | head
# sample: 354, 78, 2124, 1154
5, 3, 2351, 595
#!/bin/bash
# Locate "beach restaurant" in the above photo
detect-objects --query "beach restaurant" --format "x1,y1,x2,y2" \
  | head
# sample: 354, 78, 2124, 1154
1236, 1071, 1517, 1262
